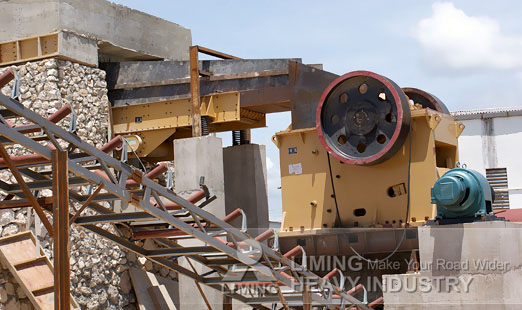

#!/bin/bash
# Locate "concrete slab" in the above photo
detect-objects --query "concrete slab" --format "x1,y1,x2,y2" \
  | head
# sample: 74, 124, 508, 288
223, 144, 269, 236
0, 0, 191, 65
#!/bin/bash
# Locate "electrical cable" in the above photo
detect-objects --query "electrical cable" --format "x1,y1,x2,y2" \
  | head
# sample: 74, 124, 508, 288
121, 136, 148, 174
327, 123, 413, 263
327, 153, 343, 227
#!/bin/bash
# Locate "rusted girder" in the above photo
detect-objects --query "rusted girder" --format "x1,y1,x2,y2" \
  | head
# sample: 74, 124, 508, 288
0, 69, 14, 89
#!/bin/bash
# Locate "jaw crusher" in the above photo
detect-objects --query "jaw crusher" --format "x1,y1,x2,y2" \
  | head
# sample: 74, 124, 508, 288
274, 70, 466, 254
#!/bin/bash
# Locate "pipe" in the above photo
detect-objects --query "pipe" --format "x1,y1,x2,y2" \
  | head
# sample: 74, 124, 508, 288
283, 245, 302, 259
47, 104, 72, 124
368, 297, 383, 308
322, 268, 339, 281
13, 104, 72, 134
223, 228, 274, 249
0, 144, 55, 168
157, 189, 206, 210
0, 69, 14, 89
222, 208, 242, 223
96, 163, 168, 188
126, 164, 168, 188
100, 135, 123, 153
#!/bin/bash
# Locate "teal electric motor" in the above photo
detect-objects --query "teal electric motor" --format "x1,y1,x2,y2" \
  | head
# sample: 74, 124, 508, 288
431, 168, 494, 220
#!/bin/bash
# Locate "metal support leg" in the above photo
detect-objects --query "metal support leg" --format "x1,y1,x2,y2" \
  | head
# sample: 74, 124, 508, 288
190, 46, 202, 137
53, 149, 70, 310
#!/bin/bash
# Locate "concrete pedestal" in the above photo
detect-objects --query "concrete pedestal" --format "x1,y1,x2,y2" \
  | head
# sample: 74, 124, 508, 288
383, 221, 522, 309
174, 136, 226, 310
223, 144, 270, 237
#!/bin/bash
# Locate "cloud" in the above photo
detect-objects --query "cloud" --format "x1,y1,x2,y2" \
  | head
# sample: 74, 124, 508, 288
266, 156, 274, 171
413, 2, 522, 73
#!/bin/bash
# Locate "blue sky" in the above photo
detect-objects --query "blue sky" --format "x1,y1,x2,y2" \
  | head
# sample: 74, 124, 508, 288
113, 1, 522, 220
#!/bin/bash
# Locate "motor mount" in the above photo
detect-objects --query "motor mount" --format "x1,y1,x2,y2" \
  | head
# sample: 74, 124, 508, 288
316, 70, 411, 165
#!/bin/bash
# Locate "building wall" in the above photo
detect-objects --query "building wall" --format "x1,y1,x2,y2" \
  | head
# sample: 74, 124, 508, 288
457, 116, 522, 209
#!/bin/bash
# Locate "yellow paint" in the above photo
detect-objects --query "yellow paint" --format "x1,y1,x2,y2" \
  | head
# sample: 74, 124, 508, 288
112, 91, 266, 161
274, 109, 459, 234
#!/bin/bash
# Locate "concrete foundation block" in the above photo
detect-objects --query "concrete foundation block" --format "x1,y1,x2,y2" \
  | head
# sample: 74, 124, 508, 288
174, 135, 225, 218
174, 136, 226, 310
223, 144, 269, 236
383, 221, 522, 308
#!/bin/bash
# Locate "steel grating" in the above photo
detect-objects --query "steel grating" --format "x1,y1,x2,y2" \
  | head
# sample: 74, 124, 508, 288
0, 92, 373, 310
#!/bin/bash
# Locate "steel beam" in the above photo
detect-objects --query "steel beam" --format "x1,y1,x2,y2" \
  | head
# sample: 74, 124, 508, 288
52, 149, 70, 310
190, 46, 202, 137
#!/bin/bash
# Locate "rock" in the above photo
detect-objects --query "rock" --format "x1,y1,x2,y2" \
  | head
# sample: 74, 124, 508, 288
47, 69, 58, 77
86, 299, 100, 310
119, 271, 132, 294
160, 267, 169, 277
5, 299, 19, 310
98, 290, 108, 305
0, 210, 14, 226
16, 285, 25, 298
0, 286, 7, 302
1, 224, 18, 237
137, 256, 147, 265
19, 301, 31, 310
3, 283, 14, 298
107, 285, 119, 304
79, 286, 91, 296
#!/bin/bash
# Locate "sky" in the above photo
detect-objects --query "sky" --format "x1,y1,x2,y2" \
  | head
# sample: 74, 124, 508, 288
113, 0, 522, 220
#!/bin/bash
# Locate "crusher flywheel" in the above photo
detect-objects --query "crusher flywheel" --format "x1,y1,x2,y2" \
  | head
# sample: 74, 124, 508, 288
316, 70, 411, 165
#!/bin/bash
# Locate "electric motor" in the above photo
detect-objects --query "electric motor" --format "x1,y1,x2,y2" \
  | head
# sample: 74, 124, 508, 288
431, 168, 494, 220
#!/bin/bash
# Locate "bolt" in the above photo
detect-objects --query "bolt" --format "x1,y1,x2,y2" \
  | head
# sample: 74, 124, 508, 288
339, 93, 349, 104
359, 83, 368, 94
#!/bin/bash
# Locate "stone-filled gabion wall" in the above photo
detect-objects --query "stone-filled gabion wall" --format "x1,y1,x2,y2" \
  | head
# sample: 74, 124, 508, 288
0, 59, 177, 310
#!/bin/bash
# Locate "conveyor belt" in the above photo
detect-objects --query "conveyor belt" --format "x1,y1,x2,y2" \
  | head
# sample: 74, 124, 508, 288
0, 91, 374, 309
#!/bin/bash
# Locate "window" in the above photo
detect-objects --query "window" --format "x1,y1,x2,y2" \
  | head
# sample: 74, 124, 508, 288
486, 168, 509, 209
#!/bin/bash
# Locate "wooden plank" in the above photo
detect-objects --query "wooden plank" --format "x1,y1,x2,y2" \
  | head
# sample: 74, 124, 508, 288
129, 267, 179, 310
0, 232, 40, 265
0, 231, 80, 310
16, 259, 55, 292
148, 285, 177, 310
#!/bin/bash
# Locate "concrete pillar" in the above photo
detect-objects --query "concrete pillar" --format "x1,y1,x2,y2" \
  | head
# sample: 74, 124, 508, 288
174, 136, 226, 310
174, 136, 226, 217
223, 144, 269, 237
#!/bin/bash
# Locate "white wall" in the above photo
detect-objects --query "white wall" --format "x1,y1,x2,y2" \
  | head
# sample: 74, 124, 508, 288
458, 115, 522, 209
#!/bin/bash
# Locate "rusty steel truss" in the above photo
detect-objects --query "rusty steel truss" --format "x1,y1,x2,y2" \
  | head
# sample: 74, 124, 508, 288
0, 84, 373, 309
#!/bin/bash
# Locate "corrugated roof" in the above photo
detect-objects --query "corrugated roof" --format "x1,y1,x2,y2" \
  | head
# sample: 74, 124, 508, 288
451, 106, 522, 120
